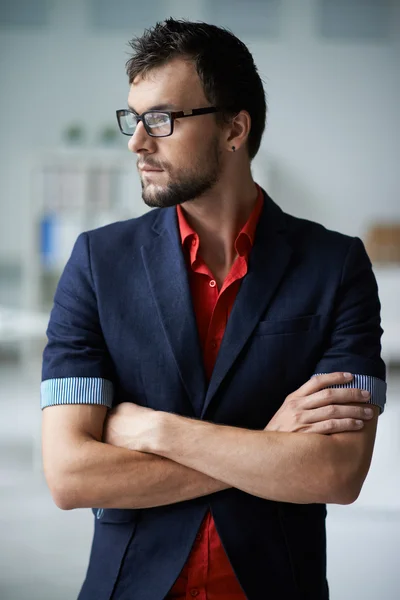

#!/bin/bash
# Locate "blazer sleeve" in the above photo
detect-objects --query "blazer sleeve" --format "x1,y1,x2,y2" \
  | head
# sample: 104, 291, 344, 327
313, 237, 387, 413
41, 232, 114, 410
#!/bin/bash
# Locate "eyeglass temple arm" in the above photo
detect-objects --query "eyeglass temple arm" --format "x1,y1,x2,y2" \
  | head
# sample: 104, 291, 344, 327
171, 107, 219, 119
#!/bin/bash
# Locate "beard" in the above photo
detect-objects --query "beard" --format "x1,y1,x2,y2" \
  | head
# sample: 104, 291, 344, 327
139, 137, 221, 208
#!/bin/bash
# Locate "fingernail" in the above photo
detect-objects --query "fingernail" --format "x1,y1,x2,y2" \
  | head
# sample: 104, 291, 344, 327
364, 408, 373, 416
362, 390, 371, 398
343, 372, 353, 379
356, 420, 364, 427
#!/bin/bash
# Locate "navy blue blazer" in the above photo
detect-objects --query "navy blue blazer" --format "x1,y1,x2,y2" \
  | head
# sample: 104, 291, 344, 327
41, 190, 386, 600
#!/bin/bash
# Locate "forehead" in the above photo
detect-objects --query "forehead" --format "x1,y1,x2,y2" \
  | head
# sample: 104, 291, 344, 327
127, 57, 207, 112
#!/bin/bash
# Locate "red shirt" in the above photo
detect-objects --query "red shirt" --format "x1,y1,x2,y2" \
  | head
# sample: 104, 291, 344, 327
166, 185, 264, 600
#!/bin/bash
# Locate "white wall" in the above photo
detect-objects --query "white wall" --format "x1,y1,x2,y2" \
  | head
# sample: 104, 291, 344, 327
252, 0, 400, 234
0, 0, 399, 265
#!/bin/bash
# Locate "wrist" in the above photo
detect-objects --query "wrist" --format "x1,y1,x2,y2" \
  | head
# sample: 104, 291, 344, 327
151, 411, 192, 458
147, 410, 175, 454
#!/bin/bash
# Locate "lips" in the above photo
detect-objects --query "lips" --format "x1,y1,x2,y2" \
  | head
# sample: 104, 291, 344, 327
138, 163, 163, 172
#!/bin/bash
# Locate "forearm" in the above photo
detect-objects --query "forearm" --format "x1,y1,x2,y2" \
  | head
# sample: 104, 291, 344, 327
152, 415, 355, 505
50, 439, 229, 510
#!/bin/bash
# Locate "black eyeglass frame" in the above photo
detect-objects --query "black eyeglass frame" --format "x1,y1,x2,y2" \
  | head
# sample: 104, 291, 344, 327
116, 106, 220, 137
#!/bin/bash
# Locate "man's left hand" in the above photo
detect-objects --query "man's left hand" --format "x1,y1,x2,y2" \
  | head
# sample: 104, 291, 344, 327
103, 402, 160, 452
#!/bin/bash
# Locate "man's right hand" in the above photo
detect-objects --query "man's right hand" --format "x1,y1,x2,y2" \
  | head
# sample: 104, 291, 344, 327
265, 372, 374, 434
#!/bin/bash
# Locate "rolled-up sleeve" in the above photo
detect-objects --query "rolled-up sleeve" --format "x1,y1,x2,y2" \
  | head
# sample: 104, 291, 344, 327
41, 232, 114, 410
313, 237, 387, 413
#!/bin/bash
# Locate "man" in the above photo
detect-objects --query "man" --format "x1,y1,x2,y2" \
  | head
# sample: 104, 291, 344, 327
41, 19, 386, 600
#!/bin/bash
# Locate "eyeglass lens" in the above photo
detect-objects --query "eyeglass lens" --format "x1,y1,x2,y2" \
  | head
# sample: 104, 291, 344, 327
120, 111, 171, 136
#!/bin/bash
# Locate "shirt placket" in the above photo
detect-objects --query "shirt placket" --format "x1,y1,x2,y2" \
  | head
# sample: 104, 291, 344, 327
186, 513, 211, 600
205, 255, 248, 372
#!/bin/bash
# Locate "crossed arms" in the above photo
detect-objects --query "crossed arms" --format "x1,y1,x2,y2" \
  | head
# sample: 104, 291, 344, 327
42, 372, 379, 511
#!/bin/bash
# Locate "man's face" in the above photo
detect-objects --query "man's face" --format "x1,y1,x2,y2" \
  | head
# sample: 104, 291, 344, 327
127, 58, 225, 208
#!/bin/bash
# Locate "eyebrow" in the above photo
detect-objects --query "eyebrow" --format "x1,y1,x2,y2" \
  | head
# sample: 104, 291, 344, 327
127, 103, 180, 113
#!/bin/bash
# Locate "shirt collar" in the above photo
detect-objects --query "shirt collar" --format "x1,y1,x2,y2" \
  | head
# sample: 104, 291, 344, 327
235, 184, 264, 255
176, 184, 264, 265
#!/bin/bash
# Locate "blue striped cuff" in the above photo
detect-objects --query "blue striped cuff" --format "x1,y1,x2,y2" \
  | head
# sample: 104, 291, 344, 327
312, 373, 386, 414
41, 377, 114, 410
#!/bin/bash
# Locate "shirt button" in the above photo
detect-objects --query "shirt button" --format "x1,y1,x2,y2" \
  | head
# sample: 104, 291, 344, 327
195, 533, 202, 541
209, 279, 216, 287
190, 590, 199, 597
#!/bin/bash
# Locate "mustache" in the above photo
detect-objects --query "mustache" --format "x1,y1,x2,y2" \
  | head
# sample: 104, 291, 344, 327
137, 158, 166, 170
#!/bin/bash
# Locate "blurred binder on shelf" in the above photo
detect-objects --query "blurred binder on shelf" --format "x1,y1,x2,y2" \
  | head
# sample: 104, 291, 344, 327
365, 224, 400, 265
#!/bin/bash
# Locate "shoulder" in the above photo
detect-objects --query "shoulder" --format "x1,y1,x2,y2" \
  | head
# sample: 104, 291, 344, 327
281, 209, 365, 271
260, 191, 371, 284
263, 192, 357, 261
82, 207, 167, 255
284, 211, 355, 252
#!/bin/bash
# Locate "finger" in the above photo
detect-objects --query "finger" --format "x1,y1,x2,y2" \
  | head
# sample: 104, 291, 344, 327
299, 403, 374, 425
300, 418, 365, 435
297, 372, 353, 396
302, 387, 371, 410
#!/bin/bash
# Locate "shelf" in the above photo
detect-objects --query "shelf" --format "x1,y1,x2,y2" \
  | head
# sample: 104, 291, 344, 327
25, 146, 145, 316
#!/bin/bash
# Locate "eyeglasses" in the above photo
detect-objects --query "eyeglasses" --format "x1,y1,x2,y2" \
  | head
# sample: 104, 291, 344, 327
116, 106, 219, 138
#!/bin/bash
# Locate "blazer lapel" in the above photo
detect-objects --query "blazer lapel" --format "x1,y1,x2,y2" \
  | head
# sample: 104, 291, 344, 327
141, 208, 206, 415
201, 194, 293, 418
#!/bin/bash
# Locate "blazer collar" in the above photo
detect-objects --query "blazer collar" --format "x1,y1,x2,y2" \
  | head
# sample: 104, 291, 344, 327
142, 191, 292, 417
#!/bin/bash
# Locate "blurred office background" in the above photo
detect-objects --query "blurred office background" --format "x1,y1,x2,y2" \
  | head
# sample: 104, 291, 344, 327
0, 0, 399, 598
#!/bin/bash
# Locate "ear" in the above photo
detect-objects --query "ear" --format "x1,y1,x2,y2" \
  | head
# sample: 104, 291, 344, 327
225, 110, 251, 153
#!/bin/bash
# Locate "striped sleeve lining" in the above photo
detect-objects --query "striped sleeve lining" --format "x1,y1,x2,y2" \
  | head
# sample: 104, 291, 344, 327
312, 373, 386, 414
41, 377, 114, 410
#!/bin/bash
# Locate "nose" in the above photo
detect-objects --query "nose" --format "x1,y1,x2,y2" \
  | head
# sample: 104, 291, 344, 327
128, 120, 155, 154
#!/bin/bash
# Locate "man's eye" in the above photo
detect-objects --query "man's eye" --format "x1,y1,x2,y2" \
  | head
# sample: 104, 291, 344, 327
146, 113, 169, 127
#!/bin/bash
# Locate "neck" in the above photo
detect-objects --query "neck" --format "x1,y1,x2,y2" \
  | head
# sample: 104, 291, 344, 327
179, 162, 259, 281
